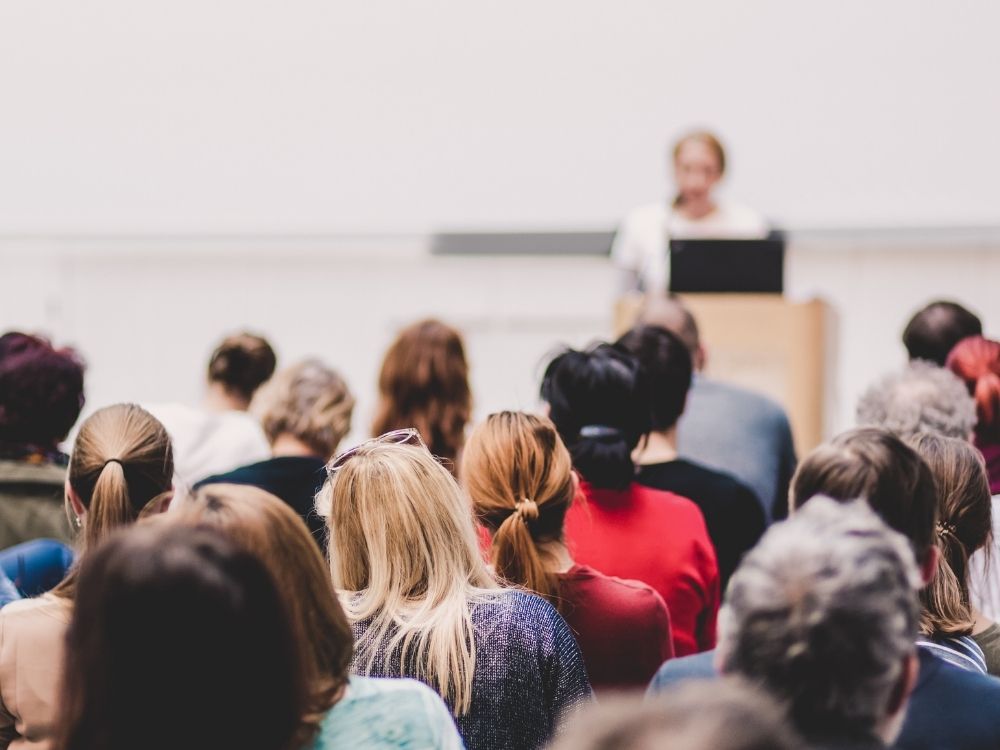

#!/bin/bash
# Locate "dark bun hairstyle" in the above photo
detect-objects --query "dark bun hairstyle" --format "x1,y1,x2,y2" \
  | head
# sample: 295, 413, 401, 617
207, 333, 277, 404
616, 324, 693, 432
540, 344, 649, 490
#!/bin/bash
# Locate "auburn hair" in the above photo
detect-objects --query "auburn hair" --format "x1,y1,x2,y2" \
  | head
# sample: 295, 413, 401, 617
908, 432, 993, 636
172, 484, 354, 746
56, 404, 173, 598
947, 336, 1000, 442
462, 412, 576, 606
371, 319, 471, 471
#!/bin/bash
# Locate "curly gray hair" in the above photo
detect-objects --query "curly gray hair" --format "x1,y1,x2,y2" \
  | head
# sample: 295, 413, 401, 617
718, 496, 920, 742
856, 360, 976, 440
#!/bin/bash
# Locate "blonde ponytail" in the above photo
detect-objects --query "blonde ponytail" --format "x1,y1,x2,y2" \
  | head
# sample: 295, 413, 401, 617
56, 404, 173, 599
462, 412, 576, 608
909, 432, 993, 636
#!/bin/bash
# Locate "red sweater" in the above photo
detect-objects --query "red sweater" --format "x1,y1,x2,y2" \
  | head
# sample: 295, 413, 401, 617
557, 564, 673, 692
564, 481, 720, 656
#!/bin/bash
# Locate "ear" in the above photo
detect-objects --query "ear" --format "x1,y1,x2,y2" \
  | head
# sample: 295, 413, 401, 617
694, 344, 708, 372
65, 478, 85, 518
920, 546, 940, 587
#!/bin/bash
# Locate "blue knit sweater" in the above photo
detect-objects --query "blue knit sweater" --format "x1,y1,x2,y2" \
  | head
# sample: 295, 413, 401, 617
350, 589, 593, 750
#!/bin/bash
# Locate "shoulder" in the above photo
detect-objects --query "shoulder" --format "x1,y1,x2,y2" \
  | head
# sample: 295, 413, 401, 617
692, 379, 790, 425
631, 483, 707, 522
563, 566, 668, 616
318, 676, 459, 749
648, 650, 718, 694
0, 595, 70, 625
620, 202, 668, 229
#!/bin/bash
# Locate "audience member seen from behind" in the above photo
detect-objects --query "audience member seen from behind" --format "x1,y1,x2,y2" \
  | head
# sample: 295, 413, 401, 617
197, 360, 354, 545
146, 332, 275, 486
372, 319, 471, 474
856, 360, 976, 441
908, 432, 1000, 676
0, 404, 173, 750
612, 131, 768, 293
903, 300, 982, 366
54, 524, 304, 750
639, 295, 796, 521
551, 679, 800, 750
948, 335, 1000, 622
462, 411, 673, 692
172, 484, 461, 749
650, 427, 1000, 750
0, 332, 84, 547
718, 497, 921, 749
617, 324, 765, 588
317, 433, 591, 750
541, 344, 719, 657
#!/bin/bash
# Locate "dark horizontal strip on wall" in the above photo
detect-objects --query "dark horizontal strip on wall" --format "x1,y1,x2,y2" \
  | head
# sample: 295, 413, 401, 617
431, 231, 616, 256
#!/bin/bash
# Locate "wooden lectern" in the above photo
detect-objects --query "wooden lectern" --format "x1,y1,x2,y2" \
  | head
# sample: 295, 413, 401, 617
615, 293, 834, 455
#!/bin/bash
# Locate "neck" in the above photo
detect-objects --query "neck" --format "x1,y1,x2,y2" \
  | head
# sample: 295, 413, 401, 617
633, 429, 679, 465
270, 433, 319, 458
204, 384, 248, 413
538, 539, 575, 574
677, 198, 716, 220
972, 606, 995, 635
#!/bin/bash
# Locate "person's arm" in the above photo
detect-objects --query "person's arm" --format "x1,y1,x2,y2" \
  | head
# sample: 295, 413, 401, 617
610, 212, 644, 294
415, 684, 465, 750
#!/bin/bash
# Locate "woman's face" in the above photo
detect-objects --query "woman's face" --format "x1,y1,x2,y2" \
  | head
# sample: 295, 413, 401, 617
674, 139, 723, 206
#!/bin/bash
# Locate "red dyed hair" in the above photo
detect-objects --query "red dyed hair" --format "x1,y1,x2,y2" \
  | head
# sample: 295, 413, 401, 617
947, 336, 1000, 442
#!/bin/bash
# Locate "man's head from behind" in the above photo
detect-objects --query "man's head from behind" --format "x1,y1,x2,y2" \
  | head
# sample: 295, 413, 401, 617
856, 361, 977, 441
790, 427, 937, 575
615, 324, 693, 433
718, 496, 921, 745
903, 300, 982, 366
637, 294, 705, 371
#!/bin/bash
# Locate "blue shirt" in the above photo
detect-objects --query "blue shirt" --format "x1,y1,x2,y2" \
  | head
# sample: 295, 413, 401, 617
648, 646, 1000, 750
310, 676, 463, 749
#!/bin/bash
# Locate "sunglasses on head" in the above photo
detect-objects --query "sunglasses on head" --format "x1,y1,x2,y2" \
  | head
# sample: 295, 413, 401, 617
325, 428, 426, 477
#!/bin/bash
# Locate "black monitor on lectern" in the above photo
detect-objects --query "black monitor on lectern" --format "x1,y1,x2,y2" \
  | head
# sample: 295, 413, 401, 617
668, 232, 785, 294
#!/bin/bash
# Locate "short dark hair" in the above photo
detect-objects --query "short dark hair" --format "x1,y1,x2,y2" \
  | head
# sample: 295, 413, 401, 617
0, 332, 85, 447
207, 332, 277, 403
56, 523, 305, 750
541, 344, 649, 490
903, 301, 982, 366
790, 427, 937, 566
616, 324, 693, 431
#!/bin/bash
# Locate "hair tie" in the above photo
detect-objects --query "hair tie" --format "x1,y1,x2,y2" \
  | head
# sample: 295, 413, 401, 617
103, 458, 123, 469
514, 498, 539, 522
578, 425, 623, 440
936, 520, 958, 540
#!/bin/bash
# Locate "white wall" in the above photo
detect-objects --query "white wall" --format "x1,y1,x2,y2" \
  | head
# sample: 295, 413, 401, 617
2, 1, 999, 234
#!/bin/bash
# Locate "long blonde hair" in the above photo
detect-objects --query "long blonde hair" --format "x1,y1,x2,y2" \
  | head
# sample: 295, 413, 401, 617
462, 412, 576, 607
171, 484, 354, 747
57, 403, 173, 598
318, 442, 499, 716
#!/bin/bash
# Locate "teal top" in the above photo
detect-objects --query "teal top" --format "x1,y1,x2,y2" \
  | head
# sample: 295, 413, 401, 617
309, 676, 464, 750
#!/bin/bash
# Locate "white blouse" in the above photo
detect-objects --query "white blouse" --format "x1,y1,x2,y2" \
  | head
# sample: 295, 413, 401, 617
611, 200, 768, 292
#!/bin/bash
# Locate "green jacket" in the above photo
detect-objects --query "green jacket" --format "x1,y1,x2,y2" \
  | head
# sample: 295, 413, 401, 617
0, 459, 74, 549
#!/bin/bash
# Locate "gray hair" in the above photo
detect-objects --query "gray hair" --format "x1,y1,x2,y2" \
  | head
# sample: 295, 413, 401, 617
718, 496, 920, 740
550, 678, 800, 750
856, 360, 976, 440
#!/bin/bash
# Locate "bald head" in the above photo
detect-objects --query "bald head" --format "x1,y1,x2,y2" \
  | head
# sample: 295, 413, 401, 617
639, 295, 703, 369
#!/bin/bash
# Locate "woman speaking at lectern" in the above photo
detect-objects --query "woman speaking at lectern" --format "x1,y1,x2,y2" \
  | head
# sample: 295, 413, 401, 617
612, 130, 768, 292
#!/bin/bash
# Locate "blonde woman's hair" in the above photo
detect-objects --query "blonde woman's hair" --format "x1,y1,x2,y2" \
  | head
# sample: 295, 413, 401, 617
171, 484, 354, 748
462, 412, 575, 607
317, 442, 499, 716
57, 404, 173, 598
251, 359, 354, 459
908, 432, 993, 636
